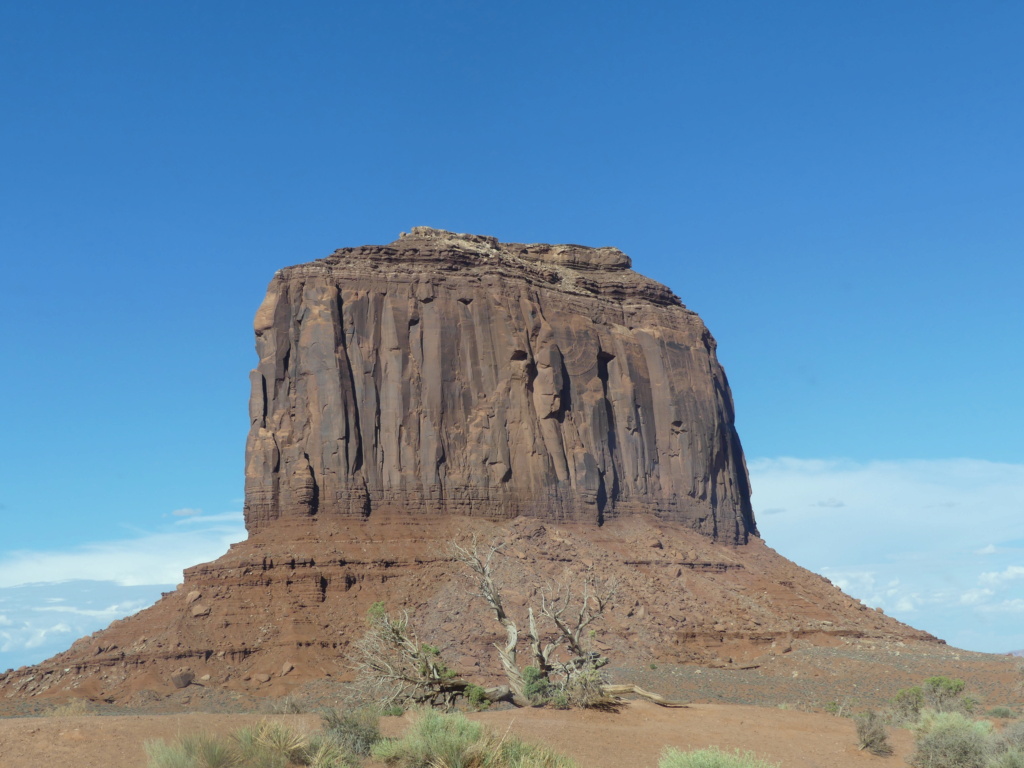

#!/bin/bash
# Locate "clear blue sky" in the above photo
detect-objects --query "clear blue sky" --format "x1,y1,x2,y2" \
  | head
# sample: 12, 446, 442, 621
1, 1, 1022, 669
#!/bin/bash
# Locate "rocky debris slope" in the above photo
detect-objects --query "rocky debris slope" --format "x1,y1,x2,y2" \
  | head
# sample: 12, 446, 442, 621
0, 229, 947, 705
244, 227, 756, 543
0, 515, 939, 703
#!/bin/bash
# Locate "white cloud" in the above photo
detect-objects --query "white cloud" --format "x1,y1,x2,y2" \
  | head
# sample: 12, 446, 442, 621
0, 581, 179, 669
1, 620, 74, 655
33, 599, 152, 618
958, 589, 994, 605
980, 599, 1024, 614
0, 508, 247, 670
172, 507, 203, 517
980, 565, 1024, 585
23, 623, 72, 649
751, 457, 1024, 653
0, 513, 245, 588
173, 511, 243, 526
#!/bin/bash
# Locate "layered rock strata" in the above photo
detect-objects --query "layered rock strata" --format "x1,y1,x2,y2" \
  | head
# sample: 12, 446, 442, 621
244, 227, 756, 543
0, 515, 941, 704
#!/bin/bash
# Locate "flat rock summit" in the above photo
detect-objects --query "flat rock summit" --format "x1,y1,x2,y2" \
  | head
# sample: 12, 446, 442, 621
2, 228, 946, 705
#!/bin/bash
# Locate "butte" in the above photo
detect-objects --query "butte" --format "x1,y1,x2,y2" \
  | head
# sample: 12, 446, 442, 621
0, 227, 940, 703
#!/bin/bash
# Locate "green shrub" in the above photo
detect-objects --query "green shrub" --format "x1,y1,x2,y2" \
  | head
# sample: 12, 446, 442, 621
255, 721, 306, 763
1004, 721, 1024, 750
231, 725, 278, 768
891, 686, 927, 724
909, 711, 999, 768
989, 749, 1024, 768
523, 666, 554, 704
145, 732, 238, 768
913, 710, 993, 739
145, 720, 352, 768
464, 683, 491, 710
988, 707, 1015, 719
658, 746, 780, 768
487, 736, 578, 768
299, 732, 351, 768
924, 677, 968, 713
856, 710, 894, 756
232, 721, 314, 768
321, 707, 383, 757
371, 709, 576, 768
144, 739, 198, 768
372, 709, 482, 767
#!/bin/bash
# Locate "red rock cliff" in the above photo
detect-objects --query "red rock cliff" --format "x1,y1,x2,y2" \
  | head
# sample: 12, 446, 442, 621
243, 227, 756, 543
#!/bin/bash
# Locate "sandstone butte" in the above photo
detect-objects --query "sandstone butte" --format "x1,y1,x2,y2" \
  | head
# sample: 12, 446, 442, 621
1, 227, 942, 704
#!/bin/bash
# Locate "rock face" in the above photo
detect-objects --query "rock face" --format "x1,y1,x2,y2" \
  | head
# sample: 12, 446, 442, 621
244, 227, 756, 543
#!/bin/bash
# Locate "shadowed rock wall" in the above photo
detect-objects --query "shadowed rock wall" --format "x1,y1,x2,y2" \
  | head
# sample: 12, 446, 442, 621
243, 227, 757, 543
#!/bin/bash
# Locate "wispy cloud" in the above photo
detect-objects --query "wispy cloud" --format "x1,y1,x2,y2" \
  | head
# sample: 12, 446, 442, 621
980, 565, 1024, 585
0, 581, 173, 666
172, 507, 203, 517
0, 508, 246, 669
172, 512, 244, 526
0, 513, 245, 588
979, 599, 1024, 614
750, 457, 1024, 653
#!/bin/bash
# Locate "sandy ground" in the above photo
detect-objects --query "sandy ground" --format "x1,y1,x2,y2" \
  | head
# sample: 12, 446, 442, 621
0, 701, 916, 768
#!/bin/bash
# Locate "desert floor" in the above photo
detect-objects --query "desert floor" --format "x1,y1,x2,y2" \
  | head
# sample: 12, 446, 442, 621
1, 643, 1018, 767
0, 700, 916, 768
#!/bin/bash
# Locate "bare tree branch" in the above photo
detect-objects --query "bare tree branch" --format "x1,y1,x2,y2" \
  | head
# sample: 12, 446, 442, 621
450, 537, 530, 705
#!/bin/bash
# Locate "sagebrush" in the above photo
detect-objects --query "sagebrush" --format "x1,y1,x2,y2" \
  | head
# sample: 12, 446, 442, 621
658, 746, 780, 768
370, 708, 577, 768
145, 719, 352, 768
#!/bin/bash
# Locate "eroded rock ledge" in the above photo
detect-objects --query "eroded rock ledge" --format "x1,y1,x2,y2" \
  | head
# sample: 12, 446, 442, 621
244, 228, 757, 543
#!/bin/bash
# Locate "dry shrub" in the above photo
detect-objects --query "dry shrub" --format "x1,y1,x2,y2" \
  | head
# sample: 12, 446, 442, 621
321, 707, 383, 756
263, 694, 306, 714
1004, 721, 1024, 751
42, 697, 92, 717
856, 710, 894, 757
989, 749, 1024, 768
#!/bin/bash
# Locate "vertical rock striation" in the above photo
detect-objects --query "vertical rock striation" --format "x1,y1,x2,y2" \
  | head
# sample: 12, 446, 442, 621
243, 228, 757, 543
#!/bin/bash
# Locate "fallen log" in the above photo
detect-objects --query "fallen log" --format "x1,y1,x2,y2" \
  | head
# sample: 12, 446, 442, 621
600, 684, 688, 707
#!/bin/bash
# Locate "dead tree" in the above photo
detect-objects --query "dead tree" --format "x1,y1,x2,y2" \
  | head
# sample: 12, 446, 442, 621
449, 539, 531, 706
540, 573, 616, 677
450, 537, 618, 707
